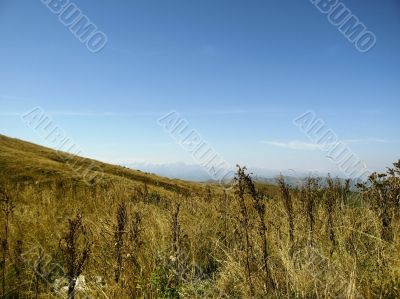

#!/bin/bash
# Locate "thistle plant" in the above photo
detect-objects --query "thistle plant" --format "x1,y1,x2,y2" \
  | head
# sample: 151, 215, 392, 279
59, 213, 92, 299
114, 201, 128, 283
233, 165, 255, 296
0, 185, 14, 299
301, 177, 319, 246
277, 175, 295, 244
244, 172, 276, 291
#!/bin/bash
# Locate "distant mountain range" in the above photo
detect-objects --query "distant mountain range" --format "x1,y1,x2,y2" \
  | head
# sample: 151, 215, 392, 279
124, 162, 214, 182
123, 162, 358, 187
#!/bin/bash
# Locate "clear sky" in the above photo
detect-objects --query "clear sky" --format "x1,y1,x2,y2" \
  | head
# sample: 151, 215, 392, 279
0, 0, 399, 175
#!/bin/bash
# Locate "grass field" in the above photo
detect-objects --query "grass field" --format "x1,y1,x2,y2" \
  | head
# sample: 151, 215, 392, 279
0, 134, 399, 298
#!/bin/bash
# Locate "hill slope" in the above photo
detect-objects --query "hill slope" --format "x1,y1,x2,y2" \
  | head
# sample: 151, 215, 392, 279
0, 133, 202, 194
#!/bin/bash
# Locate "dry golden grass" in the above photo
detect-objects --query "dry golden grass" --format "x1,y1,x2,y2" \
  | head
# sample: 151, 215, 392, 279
0, 134, 399, 298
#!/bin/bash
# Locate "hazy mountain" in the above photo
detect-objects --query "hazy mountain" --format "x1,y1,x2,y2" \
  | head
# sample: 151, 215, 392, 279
124, 162, 351, 185
124, 162, 214, 182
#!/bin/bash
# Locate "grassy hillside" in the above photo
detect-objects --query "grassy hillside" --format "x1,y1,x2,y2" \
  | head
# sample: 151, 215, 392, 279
0, 134, 399, 298
0, 134, 206, 194
0, 133, 280, 198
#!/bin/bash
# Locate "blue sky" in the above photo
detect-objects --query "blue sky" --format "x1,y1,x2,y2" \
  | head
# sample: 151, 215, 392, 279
0, 0, 399, 175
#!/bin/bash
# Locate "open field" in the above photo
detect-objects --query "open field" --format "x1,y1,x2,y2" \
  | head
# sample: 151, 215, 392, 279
0, 134, 399, 298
